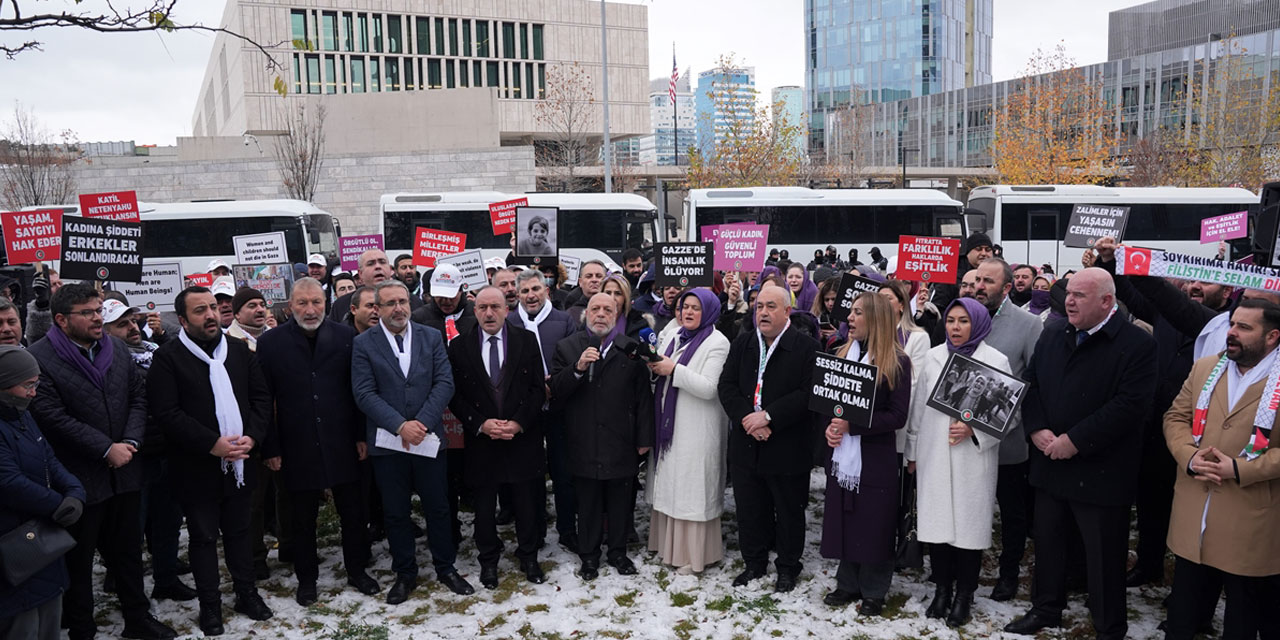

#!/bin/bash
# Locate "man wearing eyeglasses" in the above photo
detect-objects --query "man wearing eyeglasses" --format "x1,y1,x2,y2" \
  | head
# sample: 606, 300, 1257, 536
28, 283, 177, 640
351, 279, 475, 604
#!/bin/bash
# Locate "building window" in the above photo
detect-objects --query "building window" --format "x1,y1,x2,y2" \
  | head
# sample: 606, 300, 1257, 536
321, 12, 337, 51
532, 25, 544, 60
372, 15, 383, 52
459, 61, 469, 86
512, 61, 521, 97
435, 18, 445, 56
357, 14, 368, 52
476, 21, 490, 57
338, 56, 346, 92
386, 57, 400, 91
428, 59, 441, 89
325, 56, 337, 93
462, 20, 472, 57
448, 19, 458, 56
502, 22, 515, 59
519, 24, 528, 59
342, 13, 354, 51
291, 10, 308, 47
370, 58, 381, 91
487, 61, 499, 87
415, 17, 429, 55
293, 54, 302, 93
351, 56, 365, 92
306, 54, 321, 94
446, 59, 456, 88
388, 15, 402, 53
537, 63, 546, 98
473, 61, 483, 85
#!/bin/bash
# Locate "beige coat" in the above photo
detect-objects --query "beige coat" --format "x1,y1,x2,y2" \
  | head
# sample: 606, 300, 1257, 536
1164, 354, 1280, 577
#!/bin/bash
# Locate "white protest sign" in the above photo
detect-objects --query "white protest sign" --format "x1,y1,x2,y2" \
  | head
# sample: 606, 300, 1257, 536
108, 261, 184, 312
233, 231, 288, 264
561, 255, 582, 286
436, 249, 488, 291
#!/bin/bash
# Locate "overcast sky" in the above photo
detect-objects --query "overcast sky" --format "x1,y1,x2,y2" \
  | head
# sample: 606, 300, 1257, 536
0, 0, 1127, 145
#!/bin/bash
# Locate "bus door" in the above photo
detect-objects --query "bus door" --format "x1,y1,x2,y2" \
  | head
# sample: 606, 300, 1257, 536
932, 209, 966, 239
1027, 209, 1061, 271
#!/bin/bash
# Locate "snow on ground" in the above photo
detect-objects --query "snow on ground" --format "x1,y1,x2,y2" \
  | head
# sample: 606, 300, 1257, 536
87, 470, 1197, 639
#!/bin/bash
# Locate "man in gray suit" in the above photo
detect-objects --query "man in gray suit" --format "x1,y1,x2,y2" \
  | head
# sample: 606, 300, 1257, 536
351, 280, 475, 604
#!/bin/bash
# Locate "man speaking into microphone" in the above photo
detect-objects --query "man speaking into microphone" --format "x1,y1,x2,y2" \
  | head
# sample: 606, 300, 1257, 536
550, 293, 654, 581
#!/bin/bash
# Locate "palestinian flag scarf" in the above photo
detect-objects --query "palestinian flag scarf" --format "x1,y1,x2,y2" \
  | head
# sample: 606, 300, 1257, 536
1193, 352, 1279, 461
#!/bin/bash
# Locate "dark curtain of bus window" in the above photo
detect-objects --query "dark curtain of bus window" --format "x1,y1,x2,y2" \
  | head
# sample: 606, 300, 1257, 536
558, 210, 624, 251
142, 218, 306, 264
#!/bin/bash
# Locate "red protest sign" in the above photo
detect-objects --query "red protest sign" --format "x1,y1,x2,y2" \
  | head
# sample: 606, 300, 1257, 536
185, 273, 215, 287
414, 227, 466, 268
79, 190, 140, 223
489, 198, 527, 235
896, 235, 961, 284
0, 209, 62, 264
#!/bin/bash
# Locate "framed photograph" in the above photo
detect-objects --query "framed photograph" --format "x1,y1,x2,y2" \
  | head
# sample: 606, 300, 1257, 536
515, 206, 559, 258
925, 351, 1027, 440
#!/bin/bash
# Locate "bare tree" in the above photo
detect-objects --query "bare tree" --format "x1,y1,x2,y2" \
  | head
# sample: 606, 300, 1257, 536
271, 102, 327, 202
535, 62, 599, 193
821, 93, 874, 187
0, 102, 78, 209
1125, 127, 1187, 186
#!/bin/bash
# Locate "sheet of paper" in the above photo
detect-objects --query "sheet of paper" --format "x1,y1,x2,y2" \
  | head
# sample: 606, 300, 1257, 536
375, 428, 441, 458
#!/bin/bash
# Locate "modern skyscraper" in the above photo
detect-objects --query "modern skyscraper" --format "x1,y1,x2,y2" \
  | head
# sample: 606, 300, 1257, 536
1108, 0, 1280, 59
694, 66, 756, 155
639, 74, 696, 165
771, 86, 806, 158
806, 0, 993, 152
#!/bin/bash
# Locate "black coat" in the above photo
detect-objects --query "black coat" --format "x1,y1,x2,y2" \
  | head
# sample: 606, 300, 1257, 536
147, 335, 272, 496
256, 318, 363, 492
412, 298, 478, 343
549, 331, 655, 480
507, 305, 578, 373
718, 327, 821, 475
28, 335, 147, 505
447, 322, 546, 486
1022, 314, 1158, 506
0, 406, 85, 618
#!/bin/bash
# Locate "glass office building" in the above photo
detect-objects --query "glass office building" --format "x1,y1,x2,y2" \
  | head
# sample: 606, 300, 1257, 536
1109, 0, 1280, 59
806, 0, 993, 152
695, 66, 756, 154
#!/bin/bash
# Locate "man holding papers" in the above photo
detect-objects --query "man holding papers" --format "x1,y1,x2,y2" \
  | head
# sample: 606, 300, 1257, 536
351, 280, 475, 604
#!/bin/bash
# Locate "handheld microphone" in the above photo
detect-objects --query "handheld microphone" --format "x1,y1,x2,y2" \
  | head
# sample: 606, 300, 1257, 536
639, 327, 657, 349
587, 333, 601, 382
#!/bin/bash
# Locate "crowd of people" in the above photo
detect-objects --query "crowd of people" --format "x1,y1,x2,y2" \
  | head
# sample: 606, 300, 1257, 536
0, 230, 1276, 640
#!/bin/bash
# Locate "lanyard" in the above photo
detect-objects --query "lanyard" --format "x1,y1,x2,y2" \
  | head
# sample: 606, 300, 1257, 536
753, 320, 790, 411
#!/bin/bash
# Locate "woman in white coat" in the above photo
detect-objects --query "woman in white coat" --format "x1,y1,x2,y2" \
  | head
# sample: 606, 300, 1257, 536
905, 297, 1009, 628
645, 288, 730, 574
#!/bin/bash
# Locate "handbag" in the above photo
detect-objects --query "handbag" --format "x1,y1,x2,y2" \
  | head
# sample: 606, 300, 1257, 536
0, 518, 76, 586
895, 474, 925, 570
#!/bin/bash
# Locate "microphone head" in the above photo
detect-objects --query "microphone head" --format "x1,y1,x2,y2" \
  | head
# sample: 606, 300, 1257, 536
587, 333, 602, 349
639, 327, 657, 347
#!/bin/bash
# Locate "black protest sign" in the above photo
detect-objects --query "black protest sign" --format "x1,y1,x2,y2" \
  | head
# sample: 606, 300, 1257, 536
655, 242, 714, 288
808, 353, 878, 428
60, 217, 143, 282
830, 273, 883, 323
1064, 204, 1130, 248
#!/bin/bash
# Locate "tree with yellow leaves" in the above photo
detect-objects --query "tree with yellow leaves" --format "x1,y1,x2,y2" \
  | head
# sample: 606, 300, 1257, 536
991, 45, 1114, 185
686, 54, 805, 189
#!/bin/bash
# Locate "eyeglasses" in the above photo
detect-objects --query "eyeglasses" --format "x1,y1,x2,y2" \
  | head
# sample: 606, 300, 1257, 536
18, 381, 37, 392
67, 308, 103, 319
378, 300, 411, 309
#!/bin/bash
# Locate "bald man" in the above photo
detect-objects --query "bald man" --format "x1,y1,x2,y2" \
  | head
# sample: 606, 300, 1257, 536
330, 250, 420, 322
1005, 268, 1157, 640
718, 286, 820, 593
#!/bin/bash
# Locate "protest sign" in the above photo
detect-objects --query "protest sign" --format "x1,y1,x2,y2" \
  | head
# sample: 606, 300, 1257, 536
808, 353, 878, 429
896, 235, 961, 284
926, 351, 1027, 440
109, 261, 183, 312
1200, 211, 1248, 244
184, 273, 215, 288
561, 254, 582, 286
338, 234, 384, 271
79, 190, 140, 223
831, 273, 884, 323
489, 198, 528, 236
436, 249, 487, 291
232, 263, 295, 306
233, 231, 288, 264
703, 222, 769, 272
1064, 204, 1130, 248
443, 411, 465, 450
1116, 245, 1280, 294
413, 228, 466, 268
61, 217, 143, 282
655, 242, 714, 288
0, 209, 62, 264
515, 207, 558, 258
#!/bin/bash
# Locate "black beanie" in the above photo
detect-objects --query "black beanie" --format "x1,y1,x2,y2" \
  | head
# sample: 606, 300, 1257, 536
964, 232, 993, 254
232, 287, 265, 315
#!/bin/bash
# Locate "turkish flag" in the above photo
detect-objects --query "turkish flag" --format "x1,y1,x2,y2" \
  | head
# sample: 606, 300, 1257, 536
1124, 247, 1152, 276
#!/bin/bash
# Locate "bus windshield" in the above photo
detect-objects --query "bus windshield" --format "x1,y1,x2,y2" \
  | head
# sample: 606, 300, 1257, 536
142, 215, 316, 265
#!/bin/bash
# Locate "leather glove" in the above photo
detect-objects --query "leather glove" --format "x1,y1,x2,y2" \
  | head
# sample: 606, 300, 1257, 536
51, 496, 83, 527
32, 274, 50, 310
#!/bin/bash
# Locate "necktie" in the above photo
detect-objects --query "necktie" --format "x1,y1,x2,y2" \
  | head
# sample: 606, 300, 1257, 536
488, 335, 501, 386
395, 333, 405, 353
1076, 330, 1088, 346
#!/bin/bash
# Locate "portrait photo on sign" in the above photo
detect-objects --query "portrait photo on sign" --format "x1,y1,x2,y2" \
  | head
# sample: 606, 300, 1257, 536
515, 206, 558, 258
925, 351, 1027, 440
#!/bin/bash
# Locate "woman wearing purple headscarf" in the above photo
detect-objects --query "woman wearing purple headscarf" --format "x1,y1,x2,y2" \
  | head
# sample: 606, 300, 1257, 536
904, 297, 1011, 627
644, 288, 729, 575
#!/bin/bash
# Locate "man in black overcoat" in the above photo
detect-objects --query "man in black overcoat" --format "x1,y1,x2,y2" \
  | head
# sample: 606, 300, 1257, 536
256, 278, 379, 606
448, 286, 547, 588
1004, 268, 1158, 640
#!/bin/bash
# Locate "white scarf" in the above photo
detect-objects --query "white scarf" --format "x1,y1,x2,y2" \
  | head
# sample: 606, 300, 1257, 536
178, 330, 246, 487
519, 299, 554, 375
831, 346, 868, 492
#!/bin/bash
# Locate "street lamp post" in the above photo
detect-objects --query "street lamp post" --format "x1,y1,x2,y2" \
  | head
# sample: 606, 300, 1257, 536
601, 0, 612, 193
901, 147, 918, 188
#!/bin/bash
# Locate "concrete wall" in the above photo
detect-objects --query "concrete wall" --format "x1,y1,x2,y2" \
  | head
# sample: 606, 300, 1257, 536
69, 146, 535, 236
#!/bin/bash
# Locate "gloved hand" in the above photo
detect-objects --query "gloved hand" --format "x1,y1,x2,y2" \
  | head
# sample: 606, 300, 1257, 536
31, 274, 50, 310
51, 496, 83, 527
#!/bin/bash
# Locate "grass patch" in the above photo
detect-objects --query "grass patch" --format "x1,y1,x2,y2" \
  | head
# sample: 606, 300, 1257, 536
706, 595, 735, 612
881, 592, 910, 618
738, 594, 783, 617
480, 614, 507, 634
614, 590, 637, 607
435, 598, 474, 615
525, 603, 550, 613
324, 620, 390, 640
670, 591, 696, 607
673, 619, 697, 640
656, 567, 671, 590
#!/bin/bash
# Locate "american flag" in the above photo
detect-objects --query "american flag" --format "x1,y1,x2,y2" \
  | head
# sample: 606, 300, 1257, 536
669, 48, 678, 105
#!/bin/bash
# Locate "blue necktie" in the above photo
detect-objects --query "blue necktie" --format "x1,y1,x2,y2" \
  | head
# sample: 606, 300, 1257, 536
488, 336, 501, 386
1076, 330, 1089, 346
395, 334, 404, 353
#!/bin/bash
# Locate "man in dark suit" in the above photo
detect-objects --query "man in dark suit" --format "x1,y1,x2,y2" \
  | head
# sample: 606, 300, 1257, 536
351, 280, 475, 603
550, 293, 654, 581
448, 287, 547, 587
256, 278, 379, 606
28, 283, 176, 640
148, 286, 274, 636
1004, 268, 1157, 640
509, 269, 579, 550
718, 285, 820, 593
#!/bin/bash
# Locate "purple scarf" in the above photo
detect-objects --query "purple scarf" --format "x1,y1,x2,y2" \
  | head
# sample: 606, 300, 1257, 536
46, 323, 114, 389
1026, 289, 1051, 316
792, 276, 819, 316
943, 298, 992, 357
653, 289, 722, 459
